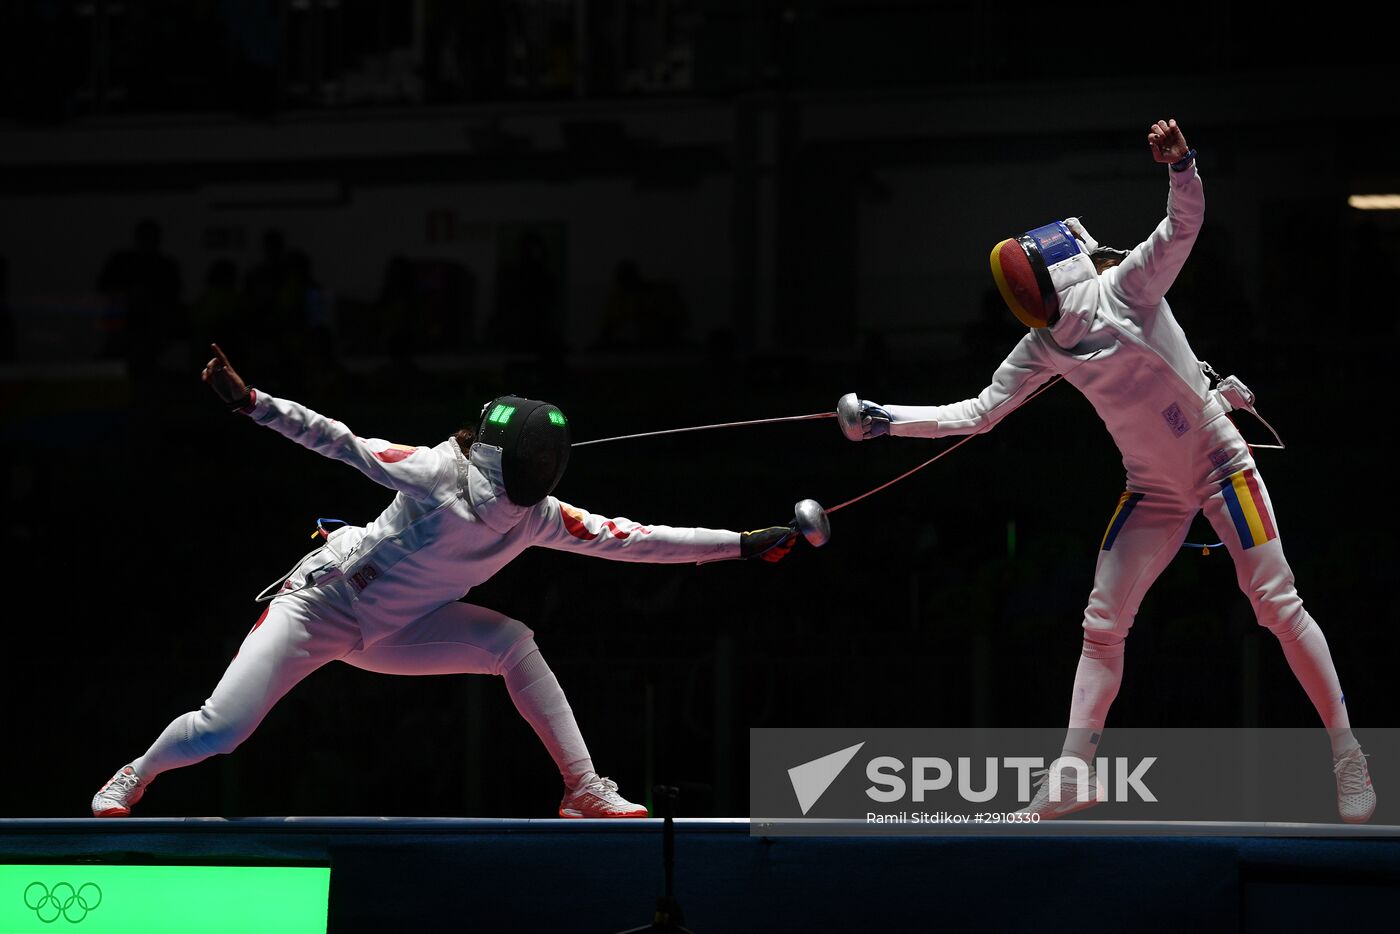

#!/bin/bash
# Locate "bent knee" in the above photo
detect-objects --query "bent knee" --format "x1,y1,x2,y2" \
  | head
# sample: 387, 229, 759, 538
498, 629, 540, 676
1258, 603, 1310, 642
1081, 630, 1126, 659
1082, 606, 1133, 652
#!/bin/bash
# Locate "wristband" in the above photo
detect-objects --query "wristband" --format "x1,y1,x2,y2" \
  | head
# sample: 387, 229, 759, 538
1169, 148, 1197, 173
230, 389, 256, 413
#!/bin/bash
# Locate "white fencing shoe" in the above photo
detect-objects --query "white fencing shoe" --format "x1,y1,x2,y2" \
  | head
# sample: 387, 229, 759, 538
91, 765, 149, 817
559, 775, 648, 818
1017, 762, 1104, 819
1334, 748, 1376, 825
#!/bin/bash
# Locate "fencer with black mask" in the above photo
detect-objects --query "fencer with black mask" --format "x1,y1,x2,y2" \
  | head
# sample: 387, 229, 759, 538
841, 119, 1375, 822
94, 346, 802, 819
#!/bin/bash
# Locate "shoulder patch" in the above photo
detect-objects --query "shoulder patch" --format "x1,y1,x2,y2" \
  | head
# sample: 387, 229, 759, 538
373, 443, 419, 463
560, 504, 598, 541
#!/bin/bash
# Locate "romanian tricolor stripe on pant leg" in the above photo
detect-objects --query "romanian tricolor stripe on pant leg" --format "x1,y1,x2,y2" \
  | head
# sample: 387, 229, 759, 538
1101, 492, 1144, 551
1220, 469, 1278, 549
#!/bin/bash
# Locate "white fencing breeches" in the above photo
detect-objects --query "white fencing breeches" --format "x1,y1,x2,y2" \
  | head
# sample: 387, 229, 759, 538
1067, 464, 1350, 735
133, 588, 595, 788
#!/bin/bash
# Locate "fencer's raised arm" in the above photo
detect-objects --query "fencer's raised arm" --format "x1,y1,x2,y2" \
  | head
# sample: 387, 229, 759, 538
203, 343, 447, 501
244, 392, 449, 501
530, 498, 740, 564
850, 333, 1056, 439
1108, 119, 1203, 308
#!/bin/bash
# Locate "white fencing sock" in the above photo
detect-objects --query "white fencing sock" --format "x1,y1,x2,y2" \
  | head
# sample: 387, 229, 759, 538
1061, 638, 1125, 764
1273, 613, 1358, 757
503, 647, 595, 789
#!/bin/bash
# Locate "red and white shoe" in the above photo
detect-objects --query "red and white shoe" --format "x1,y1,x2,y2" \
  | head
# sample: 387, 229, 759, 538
1334, 747, 1376, 824
92, 765, 149, 817
1016, 761, 1104, 819
559, 775, 648, 818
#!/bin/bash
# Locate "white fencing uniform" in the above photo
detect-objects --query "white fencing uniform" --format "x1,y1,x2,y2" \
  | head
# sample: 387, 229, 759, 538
878, 162, 1354, 751
128, 391, 739, 789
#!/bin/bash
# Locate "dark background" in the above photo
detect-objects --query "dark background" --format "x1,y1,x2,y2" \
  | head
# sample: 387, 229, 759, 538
2, 1, 1397, 819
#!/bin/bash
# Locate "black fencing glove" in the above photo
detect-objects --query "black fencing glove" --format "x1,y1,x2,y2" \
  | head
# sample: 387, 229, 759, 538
740, 525, 800, 563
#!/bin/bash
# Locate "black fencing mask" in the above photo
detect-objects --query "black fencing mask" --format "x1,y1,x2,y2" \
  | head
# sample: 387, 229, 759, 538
476, 396, 571, 506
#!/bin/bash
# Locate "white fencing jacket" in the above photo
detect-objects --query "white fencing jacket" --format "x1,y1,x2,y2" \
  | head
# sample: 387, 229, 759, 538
243, 392, 740, 646
885, 163, 1222, 494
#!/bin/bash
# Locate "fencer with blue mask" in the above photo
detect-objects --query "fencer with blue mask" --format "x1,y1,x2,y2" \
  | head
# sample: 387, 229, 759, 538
840, 119, 1374, 822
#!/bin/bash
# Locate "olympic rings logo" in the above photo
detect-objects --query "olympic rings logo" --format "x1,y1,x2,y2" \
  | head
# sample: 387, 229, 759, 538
22, 882, 102, 924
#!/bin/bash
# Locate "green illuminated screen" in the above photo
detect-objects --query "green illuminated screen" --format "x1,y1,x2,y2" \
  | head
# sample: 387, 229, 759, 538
2, 865, 329, 934
548, 410, 567, 426
488, 404, 516, 425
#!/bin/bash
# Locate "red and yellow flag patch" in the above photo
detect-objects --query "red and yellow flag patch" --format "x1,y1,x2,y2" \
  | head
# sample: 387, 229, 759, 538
1219, 469, 1278, 549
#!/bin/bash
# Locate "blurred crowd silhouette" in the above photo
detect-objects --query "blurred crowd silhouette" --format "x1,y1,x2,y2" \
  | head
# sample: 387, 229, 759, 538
77, 217, 713, 415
